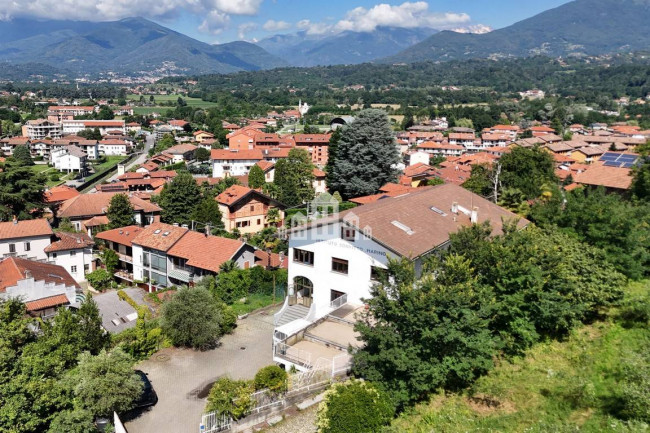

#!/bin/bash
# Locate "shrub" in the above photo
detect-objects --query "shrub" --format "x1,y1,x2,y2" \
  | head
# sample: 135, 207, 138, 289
317, 380, 394, 433
205, 377, 254, 420
619, 349, 650, 422
86, 269, 113, 291
253, 365, 288, 393
49, 173, 60, 182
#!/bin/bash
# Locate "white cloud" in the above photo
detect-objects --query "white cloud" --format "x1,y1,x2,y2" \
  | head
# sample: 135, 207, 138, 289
263, 19, 291, 32
296, 2, 471, 36
237, 22, 258, 39
451, 24, 493, 34
0, 0, 264, 34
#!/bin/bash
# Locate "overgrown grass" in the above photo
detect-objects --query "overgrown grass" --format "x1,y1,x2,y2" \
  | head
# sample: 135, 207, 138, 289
230, 293, 279, 316
387, 281, 650, 433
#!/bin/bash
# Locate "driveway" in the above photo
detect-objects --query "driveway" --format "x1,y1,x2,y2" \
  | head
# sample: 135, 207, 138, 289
124, 308, 276, 433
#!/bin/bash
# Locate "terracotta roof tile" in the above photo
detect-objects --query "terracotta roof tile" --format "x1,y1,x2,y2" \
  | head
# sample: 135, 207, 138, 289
44, 185, 80, 204
216, 185, 253, 206
0, 257, 79, 292
574, 163, 633, 190
132, 222, 187, 252
96, 225, 144, 247
58, 193, 161, 219
167, 231, 244, 273
0, 219, 52, 241
44, 232, 94, 252
25, 294, 71, 311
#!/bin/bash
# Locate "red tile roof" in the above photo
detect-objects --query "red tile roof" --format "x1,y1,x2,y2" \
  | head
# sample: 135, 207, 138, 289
256, 160, 275, 172
0, 257, 80, 292
574, 163, 633, 190
216, 185, 253, 206
254, 250, 288, 269
167, 231, 244, 273
313, 168, 326, 177
132, 222, 188, 252
25, 294, 71, 311
44, 232, 94, 252
0, 219, 52, 241
58, 193, 161, 219
44, 185, 81, 204
95, 225, 144, 247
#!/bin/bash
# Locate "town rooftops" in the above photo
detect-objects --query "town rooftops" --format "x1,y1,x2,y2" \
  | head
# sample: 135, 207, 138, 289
216, 185, 255, 206
0, 257, 80, 292
574, 163, 633, 190
44, 185, 81, 204
0, 218, 52, 241
302, 184, 528, 259
132, 222, 188, 252
167, 231, 245, 273
417, 141, 464, 150
211, 149, 264, 160
44, 232, 94, 253
58, 192, 161, 219
164, 143, 197, 155
256, 160, 275, 172
95, 225, 145, 247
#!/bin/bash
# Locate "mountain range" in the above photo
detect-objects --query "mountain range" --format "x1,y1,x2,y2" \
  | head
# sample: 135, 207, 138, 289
385, 0, 650, 63
256, 27, 437, 67
0, 17, 286, 77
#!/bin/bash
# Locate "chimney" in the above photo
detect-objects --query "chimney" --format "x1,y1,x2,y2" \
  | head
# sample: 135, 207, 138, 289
451, 202, 458, 214
471, 207, 479, 224
173, 223, 179, 227
12, 215, 17, 225
25, 270, 32, 279
205, 224, 210, 237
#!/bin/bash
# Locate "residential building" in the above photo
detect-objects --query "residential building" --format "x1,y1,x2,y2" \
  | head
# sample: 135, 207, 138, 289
216, 185, 286, 234
44, 232, 94, 282
53, 136, 99, 160
168, 119, 189, 131
0, 257, 80, 319
57, 192, 161, 234
0, 218, 53, 261
47, 105, 97, 122
154, 125, 175, 142
417, 141, 465, 157
0, 137, 30, 155
256, 160, 275, 182
50, 145, 88, 175
95, 225, 145, 285
22, 119, 63, 140
272, 184, 528, 370
448, 133, 476, 149
163, 143, 197, 163
294, 134, 330, 166
62, 120, 126, 136
529, 126, 556, 137
193, 130, 215, 143
313, 168, 327, 194
212, 149, 264, 178
98, 139, 129, 156
481, 133, 509, 147
489, 124, 520, 140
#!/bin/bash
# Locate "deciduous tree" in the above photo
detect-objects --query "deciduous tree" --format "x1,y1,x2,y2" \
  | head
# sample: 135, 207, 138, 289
106, 193, 135, 229
273, 148, 314, 206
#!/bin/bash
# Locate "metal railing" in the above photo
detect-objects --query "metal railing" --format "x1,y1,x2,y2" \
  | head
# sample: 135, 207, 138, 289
117, 253, 133, 264
329, 293, 348, 310
273, 342, 312, 369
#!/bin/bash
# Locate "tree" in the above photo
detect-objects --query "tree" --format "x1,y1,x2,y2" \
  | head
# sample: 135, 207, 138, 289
454, 118, 474, 129
0, 160, 45, 220
631, 161, 650, 201
215, 268, 251, 304
317, 380, 394, 433
47, 409, 96, 433
86, 269, 113, 291
153, 133, 176, 155
206, 377, 254, 419
101, 248, 119, 275
12, 144, 33, 166
329, 109, 400, 198
253, 365, 288, 393
248, 164, 266, 189
498, 146, 556, 199
190, 197, 224, 232
74, 348, 143, 418
96, 106, 115, 120
160, 287, 224, 348
157, 172, 202, 225
76, 296, 110, 355
195, 147, 211, 162
77, 128, 102, 141
273, 148, 315, 207
106, 193, 135, 229
353, 256, 498, 409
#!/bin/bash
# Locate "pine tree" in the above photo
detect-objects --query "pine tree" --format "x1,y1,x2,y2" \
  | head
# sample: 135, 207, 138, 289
158, 172, 201, 225
106, 193, 135, 229
0, 160, 45, 220
191, 197, 225, 232
329, 109, 400, 199
248, 164, 266, 189
12, 144, 33, 166
273, 148, 315, 207
76, 295, 110, 355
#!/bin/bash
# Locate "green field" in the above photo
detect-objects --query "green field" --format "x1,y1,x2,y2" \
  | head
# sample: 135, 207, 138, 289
127, 94, 218, 114
92, 155, 126, 172
388, 281, 650, 433
29, 164, 78, 188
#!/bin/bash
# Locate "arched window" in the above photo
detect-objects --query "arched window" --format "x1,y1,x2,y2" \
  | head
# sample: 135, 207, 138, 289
293, 276, 313, 298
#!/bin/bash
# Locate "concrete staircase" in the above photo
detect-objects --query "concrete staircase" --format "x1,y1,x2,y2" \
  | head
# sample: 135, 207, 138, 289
276, 304, 310, 327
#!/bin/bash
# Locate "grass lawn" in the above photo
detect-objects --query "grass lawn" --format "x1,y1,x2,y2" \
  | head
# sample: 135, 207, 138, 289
230, 293, 281, 316
127, 94, 218, 113
388, 280, 650, 433
92, 155, 126, 172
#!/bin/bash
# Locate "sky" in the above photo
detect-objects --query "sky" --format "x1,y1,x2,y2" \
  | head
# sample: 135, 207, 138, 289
0, 0, 573, 44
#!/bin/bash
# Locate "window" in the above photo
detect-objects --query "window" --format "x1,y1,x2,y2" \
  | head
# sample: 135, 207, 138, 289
332, 258, 349, 274
340, 227, 355, 242
52, 252, 57, 259
71, 265, 77, 273
84, 264, 89, 272
24, 242, 30, 251
293, 248, 314, 266
257, 219, 261, 225
70, 250, 77, 257
250, 205, 255, 212
9, 243, 15, 253
371, 266, 386, 281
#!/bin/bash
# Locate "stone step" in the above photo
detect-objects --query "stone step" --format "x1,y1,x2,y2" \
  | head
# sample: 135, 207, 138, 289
276, 305, 310, 327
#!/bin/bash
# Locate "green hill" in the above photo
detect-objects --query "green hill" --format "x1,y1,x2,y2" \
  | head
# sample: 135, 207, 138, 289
386, 0, 650, 63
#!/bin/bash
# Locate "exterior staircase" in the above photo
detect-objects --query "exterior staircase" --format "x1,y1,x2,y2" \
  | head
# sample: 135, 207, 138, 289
275, 304, 310, 327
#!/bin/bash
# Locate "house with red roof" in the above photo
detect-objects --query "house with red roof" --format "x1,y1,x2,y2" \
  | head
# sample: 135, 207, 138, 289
294, 134, 331, 166
0, 218, 53, 262
212, 149, 264, 178
216, 185, 286, 234
0, 257, 80, 318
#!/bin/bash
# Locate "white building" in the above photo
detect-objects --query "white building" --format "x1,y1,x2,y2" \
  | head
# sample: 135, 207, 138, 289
50, 145, 88, 175
272, 184, 529, 371
99, 139, 129, 156
212, 149, 263, 178
0, 218, 53, 261
0, 257, 80, 319
62, 120, 126, 136
44, 232, 94, 283
22, 119, 63, 140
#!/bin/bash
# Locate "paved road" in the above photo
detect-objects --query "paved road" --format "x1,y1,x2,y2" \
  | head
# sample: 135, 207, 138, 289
124, 308, 276, 433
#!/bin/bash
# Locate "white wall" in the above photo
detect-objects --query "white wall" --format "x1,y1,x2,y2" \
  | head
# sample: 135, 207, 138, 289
212, 159, 259, 177
99, 145, 127, 156
1, 278, 76, 305
49, 247, 93, 283
0, 235, 50, 261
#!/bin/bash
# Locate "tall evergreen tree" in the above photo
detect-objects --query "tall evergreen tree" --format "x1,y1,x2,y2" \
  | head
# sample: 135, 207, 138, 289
325, 128, 341, 191
157, 172, 201, 225
248, 164, 266, 189
329, 109, 400, 199
12, 144, 33, 166
76, 296, 110, 355
273, 148, 315, 207
0, 161, 45, 220
106, 193, 135, 229
191, 197, 225, 232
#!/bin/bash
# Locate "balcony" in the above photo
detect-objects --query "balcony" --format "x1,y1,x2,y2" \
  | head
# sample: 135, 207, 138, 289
115, 270, 134, 282
117, 253, 133, 264
168, 266, 193, 283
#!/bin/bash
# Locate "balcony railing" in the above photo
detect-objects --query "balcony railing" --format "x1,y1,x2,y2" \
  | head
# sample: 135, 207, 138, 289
114, 270, 134, 282
117, 253, 133, 264
273, 342, 312, 369
168, 266, 192, 283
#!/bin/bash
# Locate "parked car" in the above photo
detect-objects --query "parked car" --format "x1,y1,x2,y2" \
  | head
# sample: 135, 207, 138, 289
133, 370, 158, 409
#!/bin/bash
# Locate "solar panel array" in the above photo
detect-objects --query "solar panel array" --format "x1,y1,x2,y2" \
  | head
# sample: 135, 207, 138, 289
599, 152, 639, 168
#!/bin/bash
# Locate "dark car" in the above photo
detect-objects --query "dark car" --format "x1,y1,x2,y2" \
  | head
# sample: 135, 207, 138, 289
133, 370, 158, 409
